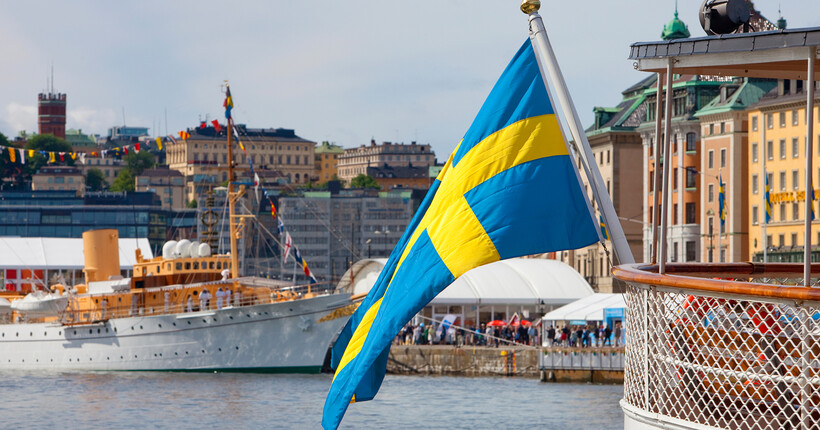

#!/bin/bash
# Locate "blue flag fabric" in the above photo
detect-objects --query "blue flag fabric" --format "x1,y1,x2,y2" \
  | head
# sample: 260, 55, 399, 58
321, 40, 600, 429
764, 173, 772, 224
718, 174, 726, 226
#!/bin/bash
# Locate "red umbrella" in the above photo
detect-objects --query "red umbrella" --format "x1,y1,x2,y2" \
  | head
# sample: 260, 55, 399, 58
486, 320, 507, 327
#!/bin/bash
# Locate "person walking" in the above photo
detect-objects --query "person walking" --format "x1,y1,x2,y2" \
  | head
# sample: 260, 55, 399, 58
614, 323, 622, 347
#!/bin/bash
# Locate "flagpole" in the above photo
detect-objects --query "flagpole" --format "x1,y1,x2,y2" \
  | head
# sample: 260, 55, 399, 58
761, 114, 767, 263
522, 1, 634, 265
803, 48, 815, 286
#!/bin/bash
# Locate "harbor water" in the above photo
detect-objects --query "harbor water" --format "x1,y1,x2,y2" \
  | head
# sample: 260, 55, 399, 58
0, 371, 622, 429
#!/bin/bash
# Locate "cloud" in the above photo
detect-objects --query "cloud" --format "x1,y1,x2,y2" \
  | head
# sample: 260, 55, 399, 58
1, 103, 37, 137
67, 108, 118, 136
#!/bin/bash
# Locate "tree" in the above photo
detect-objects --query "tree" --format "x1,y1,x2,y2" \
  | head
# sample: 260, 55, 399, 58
350, 174, 380, 189
187, 199, 198, 208
24, 134, 75, 175
86, 168, 107, 191
123, 151, 155, 176
109, 169, 135, 192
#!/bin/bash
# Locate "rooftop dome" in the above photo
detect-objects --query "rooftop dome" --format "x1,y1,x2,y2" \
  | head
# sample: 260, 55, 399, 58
661, 7, 691, 41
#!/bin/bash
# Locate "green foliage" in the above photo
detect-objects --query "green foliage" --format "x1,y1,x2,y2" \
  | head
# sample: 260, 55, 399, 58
85, 168, 107, 191
350, 174, 380, 189
24, 134, 75, 174
187, 199, 198, 208
123, 151, 155, 176
109, 169, 135, 192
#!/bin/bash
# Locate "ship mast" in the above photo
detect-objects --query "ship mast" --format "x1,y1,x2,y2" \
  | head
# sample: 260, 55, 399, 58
225, 84, 241, 279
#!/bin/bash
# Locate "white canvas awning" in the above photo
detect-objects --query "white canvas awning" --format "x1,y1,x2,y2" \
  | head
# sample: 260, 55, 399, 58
541, 293, 625, 322
0, 237, 153, 270
338, 257, 594, 306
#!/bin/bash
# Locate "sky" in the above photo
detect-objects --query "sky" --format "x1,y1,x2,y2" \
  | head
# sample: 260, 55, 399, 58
1, 1, 818, 160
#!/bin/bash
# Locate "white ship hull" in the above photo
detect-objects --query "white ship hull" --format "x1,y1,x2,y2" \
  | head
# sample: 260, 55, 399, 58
0, 293, 352, 373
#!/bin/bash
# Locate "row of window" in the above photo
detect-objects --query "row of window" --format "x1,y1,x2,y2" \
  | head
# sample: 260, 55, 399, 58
750, 136, 820, 163
647, 132, 698, 156
751, 202, 816, 225
647, 202, 698, 225
751, 108, 820, 132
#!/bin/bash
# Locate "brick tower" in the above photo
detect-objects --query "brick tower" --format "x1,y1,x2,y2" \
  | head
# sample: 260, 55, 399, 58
38, 91, 66, 139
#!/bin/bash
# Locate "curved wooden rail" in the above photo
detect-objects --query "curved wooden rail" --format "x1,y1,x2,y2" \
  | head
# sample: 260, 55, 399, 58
613, 263, 820, 302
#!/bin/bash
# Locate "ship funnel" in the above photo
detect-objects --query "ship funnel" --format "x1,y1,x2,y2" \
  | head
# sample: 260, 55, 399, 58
83, 229, 121, 283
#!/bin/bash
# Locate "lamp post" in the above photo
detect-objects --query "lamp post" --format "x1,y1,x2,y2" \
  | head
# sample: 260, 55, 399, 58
373, 228, 391, 258
366, 238, 372, 258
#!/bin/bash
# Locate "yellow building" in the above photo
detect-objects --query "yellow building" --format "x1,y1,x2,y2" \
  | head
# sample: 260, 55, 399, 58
314, 141, 343, 182
747, 80, 820, 262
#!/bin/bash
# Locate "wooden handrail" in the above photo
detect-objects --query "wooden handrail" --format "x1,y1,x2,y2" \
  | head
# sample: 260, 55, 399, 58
613, 263, 820, 302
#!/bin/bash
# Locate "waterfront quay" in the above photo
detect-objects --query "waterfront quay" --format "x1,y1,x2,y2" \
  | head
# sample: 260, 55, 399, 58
386, 345, 624, 383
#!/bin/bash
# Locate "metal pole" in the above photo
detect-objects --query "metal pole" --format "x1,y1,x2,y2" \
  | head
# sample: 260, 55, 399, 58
762, 114, 768, 263
717, 210, 722, 263
524, 8, 635, 265
651, 73, 665, 264
804, 48, 816, 287
658, 62, 675, 273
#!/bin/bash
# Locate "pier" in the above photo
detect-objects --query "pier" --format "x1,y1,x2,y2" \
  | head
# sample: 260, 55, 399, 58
385, 345, 624, 383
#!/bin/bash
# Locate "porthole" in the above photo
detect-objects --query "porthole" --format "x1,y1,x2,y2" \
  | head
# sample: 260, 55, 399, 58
73, 330, 77, 335
201, 349, 205, 353
235, 346, 239, 350
158, 324, 162, 328
218, 348, 222, 352
97, 329, 101, 334
185, 351, 189, 355
107, 357, 110, 360
58, 331, 62, 335
140, 325, 143, 329
131, 327, 134, 331
15, 333, 18, 337
89, 329, 93, 334
212, 318, 217, 322
229, 316, 233, 320
134, 355, 138, 358
175, 352, 178, 356
120, 356, 123, 359
202, 319, 207, 323
44, 332, 47, 336
187, 321, 191, 325
172, 322, 176, 326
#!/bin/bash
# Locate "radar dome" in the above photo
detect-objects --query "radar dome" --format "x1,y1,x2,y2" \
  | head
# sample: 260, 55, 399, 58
162, 240, 178, 259
188, 241, 201, 258
198, 243, 211, 257
175, 239, 191, 259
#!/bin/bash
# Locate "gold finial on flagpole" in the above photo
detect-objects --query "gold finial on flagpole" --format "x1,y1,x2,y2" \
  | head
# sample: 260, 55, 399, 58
520, 0, 540, 14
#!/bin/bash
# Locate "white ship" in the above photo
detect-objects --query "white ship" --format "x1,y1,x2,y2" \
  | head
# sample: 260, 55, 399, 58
0, 85, 354, 372
0, 230, 354, 373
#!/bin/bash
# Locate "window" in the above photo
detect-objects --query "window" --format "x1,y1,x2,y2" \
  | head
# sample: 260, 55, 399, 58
780, 204, 786, 221
720, 122, 726, 134
751, 142, 758, 163
685, 241, 696, 262
752, 206, 759, 225
708, 216, 715, 236
686, 168, 696, 188
779, 112, 786, 128
673, 168, 678, 189
686, 133, 696, 152
685, 202, 696, 224
793, 203, 800, 221
752, 174, 759, 194
793, 137, 800, 158
780, 171, 786, 191
720, 148, 727, 167
792, 233, 798, 246
752, 115, 758, 131
793, 170, 800, 190
767, 141, 773, 160
707, 150, 714, 169
780, 139, 786, 159
709, 124, 715, 135
766, 113, 773, 129
672, 241, 679, 262
793, 110, 799, 126
708, 183, 714, 202
673, 204, 678, 224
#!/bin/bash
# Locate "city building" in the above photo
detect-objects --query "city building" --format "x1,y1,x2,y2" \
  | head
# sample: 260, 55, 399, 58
278, 189, 418, 283
314, 141, 343, 182
562, 81, 645, 293
0, 190, 197, 252
77, 157, 125, 183
105, 126, 149, 147
64, 129, 98, 149
165, 124, 315, 202
337, 140, 435, 185
37, 92, 66, 139
31, 166, 84, 194
695, 78, 775, 262
746, 80, 820, 262
366, 164, 431, 191
135, 166, 187, 210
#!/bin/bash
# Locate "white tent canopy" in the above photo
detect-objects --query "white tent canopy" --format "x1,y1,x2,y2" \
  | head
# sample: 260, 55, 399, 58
0, 237, 153, 270
541, 293, 625, 322
338, 257, 594, 306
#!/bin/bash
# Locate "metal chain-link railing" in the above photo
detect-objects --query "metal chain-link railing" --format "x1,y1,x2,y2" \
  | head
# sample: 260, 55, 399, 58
623, 281, 820, 429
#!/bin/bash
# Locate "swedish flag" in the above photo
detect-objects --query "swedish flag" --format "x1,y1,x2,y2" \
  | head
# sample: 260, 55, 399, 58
322, 40, 600, 429
764, 173, 772, 223
718, 174, 726, 226
600, 215, 610, 241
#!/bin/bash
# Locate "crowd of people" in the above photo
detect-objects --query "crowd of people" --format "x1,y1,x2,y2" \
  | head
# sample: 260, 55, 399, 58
393, 320, 623, 348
